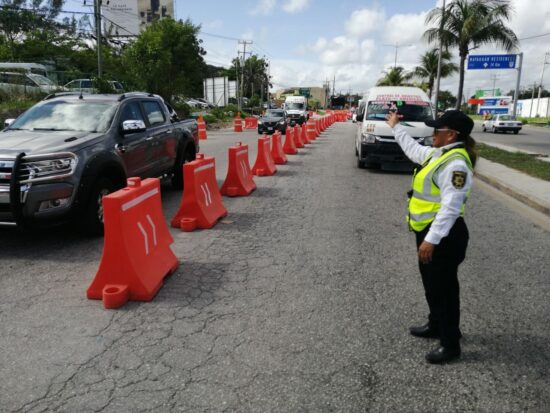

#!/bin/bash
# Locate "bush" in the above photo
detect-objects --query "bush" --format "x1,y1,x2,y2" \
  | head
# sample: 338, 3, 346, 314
202, 114, 217, 124
518, 117, 528, 124
172, 101, 191, 119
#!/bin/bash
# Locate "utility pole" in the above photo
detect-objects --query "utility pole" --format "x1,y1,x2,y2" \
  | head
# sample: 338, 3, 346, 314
512, 52, 523, 119
94, 0, 102, 78
238, 40, 253, 111
535, 52, 550, 117
434, 0, 446, 115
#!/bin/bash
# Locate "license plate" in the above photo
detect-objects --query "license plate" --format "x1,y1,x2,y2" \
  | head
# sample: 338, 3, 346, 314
268, 127, 273, 131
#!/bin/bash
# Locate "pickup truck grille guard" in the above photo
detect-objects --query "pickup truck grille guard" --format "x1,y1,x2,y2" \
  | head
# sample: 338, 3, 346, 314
9, 152, 25, 225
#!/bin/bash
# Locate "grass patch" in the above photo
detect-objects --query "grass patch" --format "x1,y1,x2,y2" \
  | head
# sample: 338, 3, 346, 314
477, 143, 550, 181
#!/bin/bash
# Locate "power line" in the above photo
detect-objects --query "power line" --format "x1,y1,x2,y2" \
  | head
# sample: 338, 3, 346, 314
519, 32, 550, 41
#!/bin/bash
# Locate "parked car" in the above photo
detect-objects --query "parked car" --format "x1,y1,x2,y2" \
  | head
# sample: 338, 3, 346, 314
63, 79, 124, 93
482, 114, 522, 134
258, 109, 288, 135
0, 71, 59, 95
0, 92, 198, 234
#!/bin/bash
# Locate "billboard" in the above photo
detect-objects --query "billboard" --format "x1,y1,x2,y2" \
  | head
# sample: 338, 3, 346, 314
103, 0, 174, 36
478, 96, 512, 115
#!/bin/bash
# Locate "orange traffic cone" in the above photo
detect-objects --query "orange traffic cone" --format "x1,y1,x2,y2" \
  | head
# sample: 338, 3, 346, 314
198, 114, 207, 140
234, 112, 243, 132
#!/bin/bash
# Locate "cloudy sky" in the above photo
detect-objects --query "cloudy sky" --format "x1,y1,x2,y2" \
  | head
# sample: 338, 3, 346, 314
175, 0, 550, 99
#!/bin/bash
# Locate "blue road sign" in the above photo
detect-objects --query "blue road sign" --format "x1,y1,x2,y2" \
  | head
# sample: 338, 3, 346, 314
468, 54, 517, 70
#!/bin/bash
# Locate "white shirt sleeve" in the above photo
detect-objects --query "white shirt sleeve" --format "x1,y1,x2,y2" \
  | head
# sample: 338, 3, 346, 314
424, 158, 473, 245
392, 123, 433, 165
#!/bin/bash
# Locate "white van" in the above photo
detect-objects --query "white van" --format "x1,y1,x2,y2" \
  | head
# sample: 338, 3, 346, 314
284, 95, 308, 125
0, 71, 59, 95
355, 86, 434, 170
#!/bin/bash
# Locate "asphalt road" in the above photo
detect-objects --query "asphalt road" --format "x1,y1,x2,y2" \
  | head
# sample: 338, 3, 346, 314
473, 122, 550, 156
1, 122, 549, 412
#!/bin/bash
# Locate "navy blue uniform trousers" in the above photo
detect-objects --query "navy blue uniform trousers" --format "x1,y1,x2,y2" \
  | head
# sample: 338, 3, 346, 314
415, 217, 469, 349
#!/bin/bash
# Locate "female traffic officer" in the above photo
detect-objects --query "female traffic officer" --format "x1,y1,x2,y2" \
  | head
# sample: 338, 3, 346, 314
386, 109, 477, 364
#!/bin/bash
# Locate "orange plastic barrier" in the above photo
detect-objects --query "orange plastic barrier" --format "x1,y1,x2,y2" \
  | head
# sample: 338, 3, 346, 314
221, 142, 256, 197
234, 113, 243, 132
244, 117, 258, 129
171, 154, 228, 231
197, 114, 207, 140
315, 119, 321, 136
293, 125, 305, 148
306, 119, 317, 141
87, 177, 178, 309
283, 126, 297, 155
301, 121, 310, 144
271, 131, 287, 164
252, 134, 277, 176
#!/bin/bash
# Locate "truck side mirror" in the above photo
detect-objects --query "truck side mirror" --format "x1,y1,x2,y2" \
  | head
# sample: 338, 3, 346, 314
4, 118, 15, 128
355, 113, 364, 122
121, 119, 146, 134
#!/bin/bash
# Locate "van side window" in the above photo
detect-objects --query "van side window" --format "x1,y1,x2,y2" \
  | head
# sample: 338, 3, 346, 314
142, 101, 165, 126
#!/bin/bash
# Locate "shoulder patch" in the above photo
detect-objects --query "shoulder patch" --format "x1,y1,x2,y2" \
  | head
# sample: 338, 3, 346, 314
451, 171, 467, 189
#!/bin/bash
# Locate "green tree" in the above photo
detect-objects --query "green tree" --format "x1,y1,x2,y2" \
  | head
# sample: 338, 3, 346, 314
122, 18, 206, 102
437, 90, 457, 110
376, 66, 413, 86
413, 48, 458, 99
424, 0, 518, 109
229, 54, 270, 102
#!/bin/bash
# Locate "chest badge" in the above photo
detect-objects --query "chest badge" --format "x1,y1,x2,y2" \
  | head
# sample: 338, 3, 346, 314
452, 171, 467, 189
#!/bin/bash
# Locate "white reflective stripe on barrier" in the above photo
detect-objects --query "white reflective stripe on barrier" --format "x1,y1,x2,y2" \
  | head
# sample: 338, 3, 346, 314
137, 221, 149, 255
200, 183, 212, 206
195, 163, 215, 173
236, 149, 248, 156
240, 160, 247, 176
121, 188, 159, 211
146, 214, 157, 247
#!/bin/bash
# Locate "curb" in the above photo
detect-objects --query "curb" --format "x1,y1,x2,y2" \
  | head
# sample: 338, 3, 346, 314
475, 166, 550, 218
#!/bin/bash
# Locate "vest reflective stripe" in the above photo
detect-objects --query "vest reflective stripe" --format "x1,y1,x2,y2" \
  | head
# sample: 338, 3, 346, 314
407, 147, 472, 232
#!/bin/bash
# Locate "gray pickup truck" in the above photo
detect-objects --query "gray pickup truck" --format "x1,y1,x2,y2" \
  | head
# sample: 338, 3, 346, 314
0, 92, 198, 234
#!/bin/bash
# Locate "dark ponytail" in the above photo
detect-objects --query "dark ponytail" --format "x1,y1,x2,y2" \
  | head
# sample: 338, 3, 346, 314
465, 135, 477, 168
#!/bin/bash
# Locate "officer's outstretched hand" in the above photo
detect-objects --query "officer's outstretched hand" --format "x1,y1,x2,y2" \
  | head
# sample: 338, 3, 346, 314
386, 111, 400, 128
418, 240, 435, 264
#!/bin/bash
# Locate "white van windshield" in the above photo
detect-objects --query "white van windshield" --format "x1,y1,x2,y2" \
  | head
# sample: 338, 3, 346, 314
28, 74, 54, 86
367, 101, 433, 122
286, 102, 304, 110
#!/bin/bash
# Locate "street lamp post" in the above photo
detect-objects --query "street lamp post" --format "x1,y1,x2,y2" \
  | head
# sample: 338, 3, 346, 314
535, 52, 550, 117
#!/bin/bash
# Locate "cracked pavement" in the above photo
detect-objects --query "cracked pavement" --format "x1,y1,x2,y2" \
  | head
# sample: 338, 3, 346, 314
1, 122, 549, 412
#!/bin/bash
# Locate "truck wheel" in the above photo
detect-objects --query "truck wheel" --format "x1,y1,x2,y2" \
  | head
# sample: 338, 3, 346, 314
81, 177, 116, 236
172, 146, 195, 190
357, 158, 364, 169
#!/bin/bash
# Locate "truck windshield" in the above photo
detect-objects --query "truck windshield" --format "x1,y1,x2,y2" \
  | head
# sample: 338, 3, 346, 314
286, 103, 304, 110
366, 101, 433, 122
8, 100, 117, 133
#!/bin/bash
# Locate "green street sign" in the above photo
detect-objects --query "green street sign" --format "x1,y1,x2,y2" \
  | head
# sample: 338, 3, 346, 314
298, 88, 310, 98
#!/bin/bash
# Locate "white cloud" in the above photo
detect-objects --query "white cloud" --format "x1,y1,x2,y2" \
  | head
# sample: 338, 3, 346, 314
346, 8, 386, 38
249, 0, 277, 16
383, 12, 428, 45
282, 0, 310, 13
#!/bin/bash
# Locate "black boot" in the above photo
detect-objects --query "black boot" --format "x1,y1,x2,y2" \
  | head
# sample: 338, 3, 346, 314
425, 346, 461, 364
409, 322, 439, 338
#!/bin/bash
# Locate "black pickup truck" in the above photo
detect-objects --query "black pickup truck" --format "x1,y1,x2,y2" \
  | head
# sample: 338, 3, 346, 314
0, 92, 198, 234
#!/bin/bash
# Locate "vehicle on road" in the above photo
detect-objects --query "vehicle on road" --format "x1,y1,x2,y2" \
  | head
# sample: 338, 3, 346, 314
258, 109, 288, 134
0, 71, 59, 95
0, 92, 198, 234
63, 79, 124, 93
355, 86, 433, 170
482, 114, 522, 134
283, 96, 308, 126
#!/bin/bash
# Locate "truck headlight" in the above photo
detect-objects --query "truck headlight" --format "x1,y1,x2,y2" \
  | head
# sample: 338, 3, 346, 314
19, 152, 78, 184
361, 133, 378, 143
278, 120, 285, 125
258, 120, 263, 125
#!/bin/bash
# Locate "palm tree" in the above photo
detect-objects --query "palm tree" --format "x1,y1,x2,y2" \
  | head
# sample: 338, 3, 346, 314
376, 66, 413, 86
414, 48, 458, 100
424, 0, 518, 109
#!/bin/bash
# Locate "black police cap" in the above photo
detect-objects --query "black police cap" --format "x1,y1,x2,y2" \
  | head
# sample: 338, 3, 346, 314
425, 110, 474, 139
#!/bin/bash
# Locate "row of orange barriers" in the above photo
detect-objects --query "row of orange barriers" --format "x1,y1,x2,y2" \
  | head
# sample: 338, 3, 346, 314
87, 114, 339, 309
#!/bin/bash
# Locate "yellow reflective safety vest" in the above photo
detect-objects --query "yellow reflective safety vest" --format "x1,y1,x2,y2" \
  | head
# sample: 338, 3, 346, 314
407, 147, 473, 232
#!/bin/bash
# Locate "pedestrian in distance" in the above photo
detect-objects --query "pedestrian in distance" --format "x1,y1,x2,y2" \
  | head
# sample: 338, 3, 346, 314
386, 109, 477, 364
